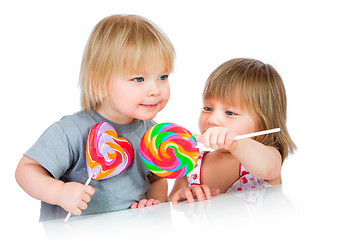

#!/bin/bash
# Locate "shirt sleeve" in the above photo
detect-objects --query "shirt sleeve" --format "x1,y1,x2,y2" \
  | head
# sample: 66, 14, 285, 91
24, 122, 74, 179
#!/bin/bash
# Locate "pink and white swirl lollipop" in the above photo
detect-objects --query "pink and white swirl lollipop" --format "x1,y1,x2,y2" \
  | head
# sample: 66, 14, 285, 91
86, 122, 133, 180
64, 122, 133, 222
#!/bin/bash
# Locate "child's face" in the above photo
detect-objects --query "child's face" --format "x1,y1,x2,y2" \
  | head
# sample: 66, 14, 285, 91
199, 98, 258, 135
97, 58, 170, 124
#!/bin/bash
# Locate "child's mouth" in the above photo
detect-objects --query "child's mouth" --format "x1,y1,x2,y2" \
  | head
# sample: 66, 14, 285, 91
141, 103, 159, 108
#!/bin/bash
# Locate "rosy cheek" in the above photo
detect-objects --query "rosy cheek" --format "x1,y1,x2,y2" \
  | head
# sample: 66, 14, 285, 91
250, 120, 258, 132
198, 117, 206, 133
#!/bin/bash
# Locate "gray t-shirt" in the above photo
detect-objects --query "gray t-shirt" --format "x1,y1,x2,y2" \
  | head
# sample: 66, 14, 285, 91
24, 110, 157, 221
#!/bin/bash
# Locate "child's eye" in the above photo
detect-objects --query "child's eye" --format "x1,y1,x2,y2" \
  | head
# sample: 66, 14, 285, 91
225, 111, 235, 116
159, 75, 168, 81
203, 106, 212, 111
132, 77, 144, 82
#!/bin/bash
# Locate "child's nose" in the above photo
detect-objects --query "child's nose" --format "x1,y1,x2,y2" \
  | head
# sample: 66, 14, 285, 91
207, 113, 222, 127
146, 81, 161, 97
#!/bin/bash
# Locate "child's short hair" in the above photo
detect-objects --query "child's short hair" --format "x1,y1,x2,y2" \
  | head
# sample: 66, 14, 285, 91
203, 58, 296, 161
79, 14, 175, 112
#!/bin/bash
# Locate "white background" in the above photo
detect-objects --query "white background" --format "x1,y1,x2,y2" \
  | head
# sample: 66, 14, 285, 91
1, 0, 338, 237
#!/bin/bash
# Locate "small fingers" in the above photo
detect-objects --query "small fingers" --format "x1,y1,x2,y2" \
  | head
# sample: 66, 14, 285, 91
212, 127, 229, 149
131, 199, 160, 209
137, 199, 147, 208
85, 186, 96, 196
225, 130, 237, 150
211, 187, 221, 196
170, 188, 195, 205
171, 185, 219, 205
209, 129, 219, 149
191, 185, 205, 201
192, 185, 217, 201
218, 128, 229, 149
184, 189, 195, 203
197, 131, 212, 148
71, 207, 82, 216
198, 185, 220, 198
200, 127, 230, 150
78, 200, 88, 211
170, 193, 181, 205
130, 202, 138, 209
75, 186, 93, 213
199, 184, 212, 200
82, 193, 91, 203
145, 199, 160, 207
193, 134, 202, 143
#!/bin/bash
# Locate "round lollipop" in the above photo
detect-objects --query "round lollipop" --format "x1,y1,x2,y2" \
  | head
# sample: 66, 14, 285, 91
140, 123, 198, 179
64, 122, 133, 222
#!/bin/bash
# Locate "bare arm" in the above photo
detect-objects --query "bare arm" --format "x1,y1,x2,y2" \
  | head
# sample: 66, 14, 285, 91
230, 138, 282, 180
168, 176, 188, 199
15, 156, 64, 204
15, 156, 95, 215
195, 127, 282, 181
146, 176, 168, 202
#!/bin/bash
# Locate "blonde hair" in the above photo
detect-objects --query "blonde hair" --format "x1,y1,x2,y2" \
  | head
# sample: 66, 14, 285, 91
79, 14, 175, 111
203, 58, 296, 161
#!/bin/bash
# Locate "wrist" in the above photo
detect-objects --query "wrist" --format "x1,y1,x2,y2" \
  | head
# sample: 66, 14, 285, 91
227, 139, 239, 152
50, 179, 65, 206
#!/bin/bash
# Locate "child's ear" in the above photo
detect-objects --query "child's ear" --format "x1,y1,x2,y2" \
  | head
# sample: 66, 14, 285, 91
90, 74, 107, 99
98, 87, 108, 99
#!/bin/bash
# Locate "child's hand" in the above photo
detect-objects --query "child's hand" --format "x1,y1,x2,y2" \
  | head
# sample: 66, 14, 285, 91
194, 127, 238, 151
130, 199, 160, 209
169, 185, 220, 205
57, 182, 96, 216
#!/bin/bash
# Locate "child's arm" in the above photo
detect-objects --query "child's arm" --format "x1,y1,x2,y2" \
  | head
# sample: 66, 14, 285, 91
231, 138, 281, 179
169, 176, 189, 198
195, 127, 282, 180
146, 176, 168, 202
130, 176, 167, 209
15, 156, 95, 216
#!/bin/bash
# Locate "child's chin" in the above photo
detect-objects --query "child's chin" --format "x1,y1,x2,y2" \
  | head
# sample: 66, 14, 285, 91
137, 114, 157, 122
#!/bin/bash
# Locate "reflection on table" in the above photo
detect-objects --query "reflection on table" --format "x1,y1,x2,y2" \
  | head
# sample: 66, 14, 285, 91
42, 185, 299, 239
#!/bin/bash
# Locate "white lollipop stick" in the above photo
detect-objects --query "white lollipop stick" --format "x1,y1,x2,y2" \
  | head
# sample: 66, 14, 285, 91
64, 177, 92, 223
234, 128, 280, 140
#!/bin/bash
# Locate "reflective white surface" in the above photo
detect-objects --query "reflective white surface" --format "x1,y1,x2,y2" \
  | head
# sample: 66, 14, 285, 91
29, 184, 334, 239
